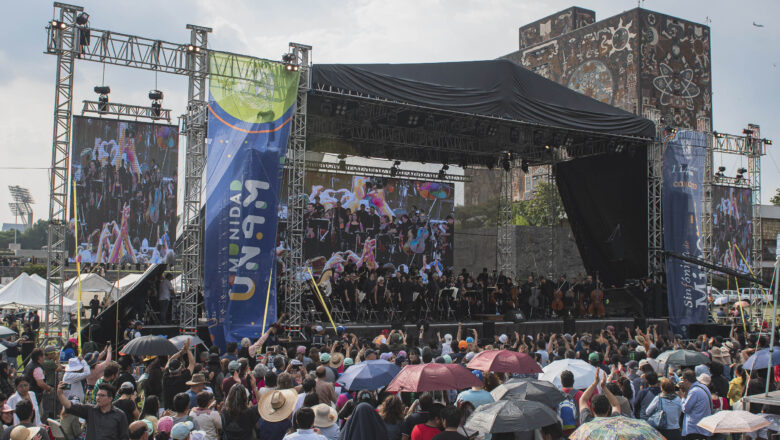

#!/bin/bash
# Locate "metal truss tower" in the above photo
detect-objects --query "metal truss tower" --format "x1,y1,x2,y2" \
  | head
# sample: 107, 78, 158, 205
643, 107, 664, 283
282, 43, 312, 338
179, 25, 212, 334
44, 2, 81, 340
497, 155, 515, 278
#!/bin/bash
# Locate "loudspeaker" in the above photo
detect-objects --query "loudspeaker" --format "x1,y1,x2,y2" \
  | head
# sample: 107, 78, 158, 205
563, 316, 576, 334
688, 323, 731, 338
504, 309, 525, 323
482, 321, 495, 340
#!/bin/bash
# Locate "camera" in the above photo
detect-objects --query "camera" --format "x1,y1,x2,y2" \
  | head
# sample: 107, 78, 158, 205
62, 383, 71, 391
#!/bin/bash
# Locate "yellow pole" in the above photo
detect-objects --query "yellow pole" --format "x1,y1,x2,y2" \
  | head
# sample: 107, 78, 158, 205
72, 180, 83, 354
733, 243, 770, 301
734, 275, 748, 334
262, 268, 273, 332
307, 268, 338, 333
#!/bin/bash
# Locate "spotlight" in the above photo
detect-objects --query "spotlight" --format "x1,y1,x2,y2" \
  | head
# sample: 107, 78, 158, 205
438, 169, 446, 180
94, 85, 110, 112
338, 154, 347, 172
487, 125, 498, 136
764, 138, 773, 145
521, 159, 529, 173
282, 53, 298, 71
149, 89, 163, 118
545, 145, 551, 150
334, 103, 347, 117
439, 164, 449, 179
715, 166, 725, 178
148, 90, 163, 101
51, 20, 66, 29
714, 131, 725, 139
407, 114, 419, 126
75, 12, 89, 26
186, 45, 201, 53
737, 167, 747, 174
743, 128, 755, 136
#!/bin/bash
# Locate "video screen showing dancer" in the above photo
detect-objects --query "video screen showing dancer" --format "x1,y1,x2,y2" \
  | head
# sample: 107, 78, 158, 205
69, 116, 178, 264
281, 172, 454, 275
711, 185, 752, 273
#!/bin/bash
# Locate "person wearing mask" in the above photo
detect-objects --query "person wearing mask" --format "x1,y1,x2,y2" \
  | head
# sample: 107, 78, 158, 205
432, 406, 467, 440
646, 378, 684, 440
679, 370, 713, 440
411, 403, 444, 440
57, 381, 129, 440
189, 391, 220, 440
311, 404, 339, 440
283, 407, 327, 440
339, 402, 390, 440
7, 377, 42, 427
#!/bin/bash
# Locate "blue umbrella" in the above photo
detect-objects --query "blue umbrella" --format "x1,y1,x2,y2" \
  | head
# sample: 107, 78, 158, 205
743, 347, 780, 371
336, 360, 401, 391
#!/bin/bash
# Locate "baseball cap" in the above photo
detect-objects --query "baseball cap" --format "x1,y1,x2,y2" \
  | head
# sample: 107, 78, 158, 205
296, 345, 307, 354
320, 353, 331, 363
472, 370, 483, 381
498, 334, 508, 344
336, 326, 346, 334
343, 358, 354, 367
170, 421, 194, 440
466, 337, 474, 344
228, 360, 240, 372
458, 340, 468, 349
168, 358, 182, 373
625, 360, 638, 370
157, 416, 174, 433
314, 325, 323, 332
588, 352, 600, 362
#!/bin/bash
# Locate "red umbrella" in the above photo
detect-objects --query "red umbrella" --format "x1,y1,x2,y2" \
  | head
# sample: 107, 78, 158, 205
467, 350, 543, 374
386, 363, 483, 392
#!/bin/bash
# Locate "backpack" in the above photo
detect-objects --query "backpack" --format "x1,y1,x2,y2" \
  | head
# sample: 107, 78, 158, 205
557, 389, 579, 431
646, 396, 667, 429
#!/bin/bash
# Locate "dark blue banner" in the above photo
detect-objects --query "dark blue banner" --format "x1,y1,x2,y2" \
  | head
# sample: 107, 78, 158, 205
204, 52, 300, 349
663, 129, 708, 336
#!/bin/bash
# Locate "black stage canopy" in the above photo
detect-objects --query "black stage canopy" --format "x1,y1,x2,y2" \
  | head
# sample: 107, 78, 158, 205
311, 60, 654, 139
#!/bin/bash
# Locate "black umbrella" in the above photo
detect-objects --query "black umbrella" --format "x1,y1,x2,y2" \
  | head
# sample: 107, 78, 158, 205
121, 335, 178, 356
491, 378, 566, 408
465, 399, 559, 433
657, 349, 709, 367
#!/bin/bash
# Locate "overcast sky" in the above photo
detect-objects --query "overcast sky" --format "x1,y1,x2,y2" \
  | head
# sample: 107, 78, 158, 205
1, 0, 778, 225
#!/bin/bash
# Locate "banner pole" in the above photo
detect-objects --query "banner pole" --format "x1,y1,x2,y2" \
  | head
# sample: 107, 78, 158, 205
72, 180, 83, 355
262, 268, 273, 333
307, 268, 338, 333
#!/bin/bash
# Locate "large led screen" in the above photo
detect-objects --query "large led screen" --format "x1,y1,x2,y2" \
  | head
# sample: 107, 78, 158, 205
69, 116, 178, 264
712, 185, 752, 273
281, 172, 455, 274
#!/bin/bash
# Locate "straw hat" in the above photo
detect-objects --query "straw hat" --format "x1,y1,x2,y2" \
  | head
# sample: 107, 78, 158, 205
329, 352, 345, 369
186, 373, 209, 386
258, 389, 298, 422
10, 426, 40, 440
312, 403, 338, 428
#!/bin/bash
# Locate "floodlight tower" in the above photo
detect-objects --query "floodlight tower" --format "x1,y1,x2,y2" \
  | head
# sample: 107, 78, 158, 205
8, 185, 34, 244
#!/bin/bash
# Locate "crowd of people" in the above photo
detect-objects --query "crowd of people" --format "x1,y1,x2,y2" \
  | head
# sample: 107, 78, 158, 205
0, 314, 778, 440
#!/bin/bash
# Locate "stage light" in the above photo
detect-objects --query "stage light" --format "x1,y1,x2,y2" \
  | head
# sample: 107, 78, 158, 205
545, 145, 551, 150
521, 159, 529, 173
76, 12, 89, 26
390, 161, 400, 177
764, 138, 773, 145
334, 103, 347, 117
743, 128, 754, 136
737, 167, 747, 174
407, 114, 419, 126
338, 154, 347, 172
148, 89, 163, 118
438, 169, 445, 180
187, 45, 201, 53
94, 85, 110, 112
714, 131, 725, 139
51, 20, 67, 29
487, 125, 498, 136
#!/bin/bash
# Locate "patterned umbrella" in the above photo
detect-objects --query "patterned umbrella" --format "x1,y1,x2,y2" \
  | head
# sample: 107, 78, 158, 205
467, 350, 542, 374
569, 415, 665, 440
490, 378, 566, 408
386, 363, 483, 392
698, 410, 770, 433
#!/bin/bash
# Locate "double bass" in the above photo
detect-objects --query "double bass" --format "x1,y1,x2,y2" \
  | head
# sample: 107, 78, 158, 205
588, 273, 606, 318
551, 285, 564, 313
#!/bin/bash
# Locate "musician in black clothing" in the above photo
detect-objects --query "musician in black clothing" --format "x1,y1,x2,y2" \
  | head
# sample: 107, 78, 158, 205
399, 274, 414, 318
519, 276, 535, 317
538, 276, 554, 317
364, 206, 380, 232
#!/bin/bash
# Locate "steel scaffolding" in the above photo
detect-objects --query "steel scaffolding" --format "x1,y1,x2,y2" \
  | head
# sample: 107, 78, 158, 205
44, 2, 81, 341
497, 156, 515, 278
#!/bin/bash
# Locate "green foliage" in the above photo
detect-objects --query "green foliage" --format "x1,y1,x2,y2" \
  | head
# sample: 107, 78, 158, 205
21, 264, 47, 277
454, 197, 500, 228
513, 181, 566, 226
0, 220, 49, 250
771, 188, 780, 206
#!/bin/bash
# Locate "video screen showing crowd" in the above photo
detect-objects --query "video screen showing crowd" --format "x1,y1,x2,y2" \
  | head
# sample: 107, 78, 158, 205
711, 185, 753, 273
68, 116, 178, 265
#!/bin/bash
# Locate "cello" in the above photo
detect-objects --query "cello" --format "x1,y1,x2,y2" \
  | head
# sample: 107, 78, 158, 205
551, 285, 564, 313
588, 272, 606, 318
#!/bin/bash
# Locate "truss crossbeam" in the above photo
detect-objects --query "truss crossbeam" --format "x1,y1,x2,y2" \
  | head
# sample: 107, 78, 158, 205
81, 100, 172, 122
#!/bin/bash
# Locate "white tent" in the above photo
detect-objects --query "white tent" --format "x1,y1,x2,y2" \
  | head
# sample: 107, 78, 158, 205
173, 274, 183, 294
0, 273, 76, 310
63, 273, 115, 304
114, 274, 144, 295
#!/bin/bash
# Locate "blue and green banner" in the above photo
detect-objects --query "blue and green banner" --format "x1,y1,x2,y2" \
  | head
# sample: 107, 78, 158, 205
204, 52, 300, 349
662, 129, 708, 337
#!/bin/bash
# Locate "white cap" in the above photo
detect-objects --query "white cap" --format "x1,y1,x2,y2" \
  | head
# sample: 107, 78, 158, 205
498, 334, 508, 344
314, 325, 323, 332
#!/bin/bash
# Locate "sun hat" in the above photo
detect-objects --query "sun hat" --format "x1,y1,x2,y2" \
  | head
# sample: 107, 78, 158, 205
634, 335, 646, 345
157, 416, 174, 433
65, 357, 85, 372
1, 404, 14, 413
320, 353, 331, 363
458, 341, 468, 349
329, 352, 345, 369
170, 421, 194, 440
697, 373, 711, 386
186, 373, 209, 386
312, 403, 338, 428
258, 389, 298, 422
9, 426, 40, 440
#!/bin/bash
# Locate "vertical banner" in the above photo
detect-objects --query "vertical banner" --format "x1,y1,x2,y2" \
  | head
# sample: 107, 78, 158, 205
663, 129, 708, 336
204, 52, 300, 349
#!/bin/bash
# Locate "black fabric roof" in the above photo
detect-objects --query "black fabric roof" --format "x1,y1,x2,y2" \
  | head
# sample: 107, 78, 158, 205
311, 60, 655, 138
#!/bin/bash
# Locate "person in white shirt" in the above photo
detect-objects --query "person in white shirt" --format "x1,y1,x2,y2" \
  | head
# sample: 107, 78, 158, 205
311, 404, 340, 440
62, 357, 91, 403
7, 377, 42, 426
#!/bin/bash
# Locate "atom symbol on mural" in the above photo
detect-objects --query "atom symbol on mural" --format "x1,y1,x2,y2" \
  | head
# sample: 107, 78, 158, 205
652, 63, 700, 110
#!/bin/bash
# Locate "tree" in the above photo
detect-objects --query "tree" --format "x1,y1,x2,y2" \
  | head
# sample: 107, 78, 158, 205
771, 188, 780, 206
513, 181, 566, 226
0, 220, 49, 250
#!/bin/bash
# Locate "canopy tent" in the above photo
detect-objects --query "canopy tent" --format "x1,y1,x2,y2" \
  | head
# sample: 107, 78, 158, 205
0, 273, 76, 310
311, 60, 654, 138
63, 273, 116, 304
114, 274, 144, 295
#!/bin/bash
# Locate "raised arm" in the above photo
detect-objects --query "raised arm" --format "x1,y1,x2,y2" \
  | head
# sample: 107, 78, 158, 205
600, 374, 621, 415
579, 369, 602, 410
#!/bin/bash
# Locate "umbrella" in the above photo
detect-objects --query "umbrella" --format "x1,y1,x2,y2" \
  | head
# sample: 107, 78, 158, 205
465, 399, 558, 433
713, 296, 729, 305
569, 415, 664, 440
386, 363, 483, 392
734, 301, 750, 308
490, 378, 566, 408
467, 350, 542, 374
539, 359, 598, 390
120, 335, 178, 356
336, 360, 401, 391
0, 326, 17, 338
698, 410, 770, 433
742, 347, 780, 371
168, 335, 204, 349
644, 357, 665, 375
656, 349, 710, 366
